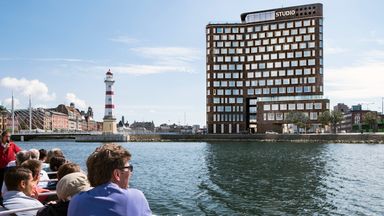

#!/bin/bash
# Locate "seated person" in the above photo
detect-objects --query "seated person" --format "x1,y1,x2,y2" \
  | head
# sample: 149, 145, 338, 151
28, 149, 49, 189
20, 160, 49, 200
36, 172, 90, 216
1, 151, 32, 195
57, 163, 81, 180
45, 162, 81, 190
68, 143, 151, 216
2, 167, 43, 216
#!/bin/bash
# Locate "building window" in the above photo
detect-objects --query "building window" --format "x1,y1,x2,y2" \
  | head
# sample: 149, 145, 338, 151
297, 103, 304, 110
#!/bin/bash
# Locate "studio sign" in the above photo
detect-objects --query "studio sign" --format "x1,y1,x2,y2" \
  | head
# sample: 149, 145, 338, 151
275, 10, 296, 17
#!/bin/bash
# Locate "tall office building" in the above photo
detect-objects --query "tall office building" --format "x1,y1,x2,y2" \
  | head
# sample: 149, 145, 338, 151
206, 3, 329, 134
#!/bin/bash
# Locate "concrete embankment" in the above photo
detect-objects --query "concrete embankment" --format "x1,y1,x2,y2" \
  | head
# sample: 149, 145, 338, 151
129, 134, 384, 143
11, 133, 384, 143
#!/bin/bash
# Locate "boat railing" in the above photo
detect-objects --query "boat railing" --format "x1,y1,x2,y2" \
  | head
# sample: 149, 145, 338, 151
0, 206, 44, 215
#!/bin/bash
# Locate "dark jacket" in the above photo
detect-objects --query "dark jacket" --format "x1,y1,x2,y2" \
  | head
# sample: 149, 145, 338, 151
37, 200, 69, 216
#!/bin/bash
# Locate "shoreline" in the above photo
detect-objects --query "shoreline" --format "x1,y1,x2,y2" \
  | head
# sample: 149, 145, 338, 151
11, 133, 384, 144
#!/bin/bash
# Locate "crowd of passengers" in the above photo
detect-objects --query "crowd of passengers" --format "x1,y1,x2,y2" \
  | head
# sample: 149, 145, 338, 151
0, 130, 152, 216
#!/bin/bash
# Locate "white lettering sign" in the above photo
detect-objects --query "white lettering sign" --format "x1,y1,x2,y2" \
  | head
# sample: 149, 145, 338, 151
275, 10, 296, 17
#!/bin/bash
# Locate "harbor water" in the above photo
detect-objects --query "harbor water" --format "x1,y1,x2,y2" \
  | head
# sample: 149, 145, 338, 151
19, 141, 384, 215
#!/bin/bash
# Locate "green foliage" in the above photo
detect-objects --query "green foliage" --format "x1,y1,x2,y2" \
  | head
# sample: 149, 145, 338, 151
0, 105, 7, 112
318, 110, 343, 133
285, 112, 309, 132
364, 112, 378, 132
318, 111, 331, 126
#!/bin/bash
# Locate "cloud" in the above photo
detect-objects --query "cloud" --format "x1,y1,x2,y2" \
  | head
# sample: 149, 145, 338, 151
109, 47, 203, 76
110, 64, 193, 75
130, 47, 201, 63
0, 77, 56, 101
325, 62, 384, 100
2, 98, 20, 108
30, 58, 95, 63
65, 93, 87, 110
361, 31, 384, 45
109, 36, 139, 44
359, 50, 384, 62
324, 41, 348, 55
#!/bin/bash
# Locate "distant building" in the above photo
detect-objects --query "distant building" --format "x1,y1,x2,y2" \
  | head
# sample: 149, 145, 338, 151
0, 109, 10, 131
55, 104, 83, 131
340, 105, 380, 132
333, 103, 349, 114
50, 111, 69, 131
130, 121, 155, 132
206, 3, 329, 134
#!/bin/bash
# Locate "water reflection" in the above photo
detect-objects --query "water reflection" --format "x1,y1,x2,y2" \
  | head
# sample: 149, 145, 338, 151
199, 142, 335, 215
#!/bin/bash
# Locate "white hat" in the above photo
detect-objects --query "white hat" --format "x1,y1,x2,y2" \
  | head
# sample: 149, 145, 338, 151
56, 172, 90, 200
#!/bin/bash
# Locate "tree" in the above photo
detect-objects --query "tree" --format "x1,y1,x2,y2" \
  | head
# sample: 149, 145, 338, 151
330, 110, 343, 133
364, 112, 378, 132
318, 111, 331, 131
286, 112, 309, 133
318, 110, 343, 133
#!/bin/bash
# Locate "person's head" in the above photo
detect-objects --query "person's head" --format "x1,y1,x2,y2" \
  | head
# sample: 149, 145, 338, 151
56, 172, 90, 201
28, 149, 40, 160
4, 167, 35, 196
49, 156, 67, 172
46, 148, 64, 163
1, 130, 11, 144
57, 163, 81, 180
16, 151, 31, 166
39, 149, 47, 162
21, 159, 42, 182
86, 143, 132, 188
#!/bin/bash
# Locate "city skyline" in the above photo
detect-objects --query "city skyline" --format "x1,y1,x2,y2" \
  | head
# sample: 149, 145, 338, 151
1, 0, 383, 126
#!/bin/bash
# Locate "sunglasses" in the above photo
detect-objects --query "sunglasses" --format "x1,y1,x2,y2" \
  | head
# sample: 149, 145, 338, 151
120, 165, 133, 172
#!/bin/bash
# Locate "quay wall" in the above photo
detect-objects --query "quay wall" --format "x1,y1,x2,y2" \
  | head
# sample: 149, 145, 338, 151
11, 133, 384, 143
129, 134, 384, 143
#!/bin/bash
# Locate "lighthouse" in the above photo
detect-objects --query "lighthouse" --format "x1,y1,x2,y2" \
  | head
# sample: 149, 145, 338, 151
103, 69, 117, 134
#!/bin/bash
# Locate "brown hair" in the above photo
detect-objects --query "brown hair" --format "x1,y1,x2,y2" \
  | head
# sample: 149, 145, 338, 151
46, 148, 64, 163
57, 163, 81, 180
86, 143, 131, 187
4, 167, 32, 191
16, 151, 31, 166
49, 156, 67, 171
21, 159, 42, 179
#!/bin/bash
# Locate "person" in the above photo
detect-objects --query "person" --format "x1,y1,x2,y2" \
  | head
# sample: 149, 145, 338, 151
27, 149, 49, 188
1, 151, 32, 195
0, 130, 21, 192
38, 149, 49, 171
49, 156, 66, 172
20, 160, 49, 200
57, 163, 81, 180
2, 167, 44, 216
45, 162, 81, 191
37, 172, 91, 216
68, 143, 152, 216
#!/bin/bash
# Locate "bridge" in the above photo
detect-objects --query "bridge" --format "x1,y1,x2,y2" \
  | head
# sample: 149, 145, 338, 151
11, 131, 102, 141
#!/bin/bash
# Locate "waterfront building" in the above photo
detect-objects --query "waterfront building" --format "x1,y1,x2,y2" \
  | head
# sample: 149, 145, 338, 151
50, 111, 69, 132
55, 103, 83, 131
103, 69, 117, 134
0, 109, 10, 131
206, 3, 330, 133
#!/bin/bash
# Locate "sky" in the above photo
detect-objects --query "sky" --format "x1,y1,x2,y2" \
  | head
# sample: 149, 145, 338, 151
0, 0, 384, 126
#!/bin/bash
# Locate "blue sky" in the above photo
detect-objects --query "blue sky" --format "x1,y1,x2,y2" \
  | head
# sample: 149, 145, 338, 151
1, 0, 384, 126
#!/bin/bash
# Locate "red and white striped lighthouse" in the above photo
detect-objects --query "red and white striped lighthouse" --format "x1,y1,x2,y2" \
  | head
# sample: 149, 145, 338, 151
103, 69, 117, 133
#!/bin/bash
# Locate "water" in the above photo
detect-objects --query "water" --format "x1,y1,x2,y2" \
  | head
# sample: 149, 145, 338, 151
19, 141, 384, 215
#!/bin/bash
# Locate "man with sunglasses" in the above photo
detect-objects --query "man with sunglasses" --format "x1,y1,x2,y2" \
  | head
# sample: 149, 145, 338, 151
68, 143, 151, 216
